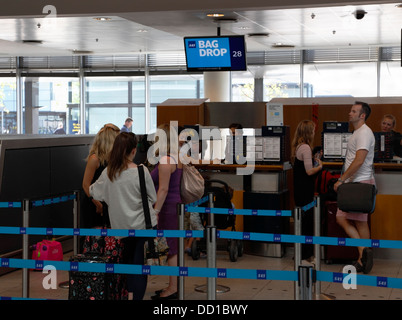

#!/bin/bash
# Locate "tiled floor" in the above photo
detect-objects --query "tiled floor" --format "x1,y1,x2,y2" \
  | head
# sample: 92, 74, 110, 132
1, 246, 402, 301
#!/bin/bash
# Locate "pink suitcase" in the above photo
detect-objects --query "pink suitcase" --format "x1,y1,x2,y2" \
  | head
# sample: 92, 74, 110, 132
32, 240, 63, 262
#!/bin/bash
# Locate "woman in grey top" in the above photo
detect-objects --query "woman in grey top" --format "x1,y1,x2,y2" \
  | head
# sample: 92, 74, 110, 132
90, 132, 157, 300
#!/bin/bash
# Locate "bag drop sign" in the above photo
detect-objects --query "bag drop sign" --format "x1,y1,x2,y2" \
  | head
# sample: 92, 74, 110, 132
186, 38, 230, 68
184, 36, 247, 71
194, 40, 228, 57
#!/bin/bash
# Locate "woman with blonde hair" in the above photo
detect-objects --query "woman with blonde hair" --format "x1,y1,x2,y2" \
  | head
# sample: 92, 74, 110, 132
291, 120, 323, 264
380, 114, 402, 157
82, 123, 120, 227
150, 123, 182, 300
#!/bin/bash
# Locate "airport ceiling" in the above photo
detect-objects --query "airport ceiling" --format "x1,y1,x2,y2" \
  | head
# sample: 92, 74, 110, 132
0, 2, 401, 57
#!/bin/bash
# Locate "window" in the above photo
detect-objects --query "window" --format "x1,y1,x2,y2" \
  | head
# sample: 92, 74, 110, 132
303, 62, 377, 97
379, 61, 402, 97
23, 77, 79, 134
149, 74, 203, 130
262, 65, 302, 100
149, 75, 203, 104
0, 78, 16, 134
85, 76, 146, 134
232, 70, 255, 102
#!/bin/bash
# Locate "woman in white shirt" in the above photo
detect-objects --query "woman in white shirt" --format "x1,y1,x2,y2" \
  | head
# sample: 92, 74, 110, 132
90, 132, 157, 300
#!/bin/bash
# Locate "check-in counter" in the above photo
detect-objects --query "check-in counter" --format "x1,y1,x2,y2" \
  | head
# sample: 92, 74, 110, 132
195, 162, 291, 257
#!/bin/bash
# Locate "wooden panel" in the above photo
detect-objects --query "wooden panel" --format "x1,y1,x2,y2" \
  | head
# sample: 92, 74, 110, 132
156, 104, 204, 127
283, 104, 312, 147
370, 194, 402, 241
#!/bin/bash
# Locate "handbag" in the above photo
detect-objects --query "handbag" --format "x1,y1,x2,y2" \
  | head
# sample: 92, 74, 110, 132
336, 152, 377, 214
337, 182, 377, 214
138, 165, 169, 266
180, 163, 205, 204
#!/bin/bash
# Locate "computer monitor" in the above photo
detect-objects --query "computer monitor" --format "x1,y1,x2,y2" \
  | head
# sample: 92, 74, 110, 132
374, 132, 393, 161
322, 132, 351, 160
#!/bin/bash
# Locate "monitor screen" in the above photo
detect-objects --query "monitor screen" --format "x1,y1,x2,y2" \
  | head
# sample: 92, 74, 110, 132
184, 36, 247, 71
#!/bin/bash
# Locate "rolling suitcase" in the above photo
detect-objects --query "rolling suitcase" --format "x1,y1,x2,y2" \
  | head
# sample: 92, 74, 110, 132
69, 236, 128, 300
323, 201, 358, 264
68, 253, 112, 300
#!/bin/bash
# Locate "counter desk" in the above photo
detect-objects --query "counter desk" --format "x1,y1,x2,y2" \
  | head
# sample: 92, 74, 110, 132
194, 162, 292, 258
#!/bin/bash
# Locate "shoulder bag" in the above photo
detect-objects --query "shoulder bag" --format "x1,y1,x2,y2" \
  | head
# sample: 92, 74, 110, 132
181, 163, 205, 204
336, 154, 377, 214
138, 165, 169, 266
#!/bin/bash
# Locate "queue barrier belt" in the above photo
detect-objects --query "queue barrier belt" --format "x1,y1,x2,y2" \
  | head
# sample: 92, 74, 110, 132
0, 202, 22, 208
0, 194, 77, 209
186, 206, 292, 217
2, 256, 402, 291
1, 226, 402, 250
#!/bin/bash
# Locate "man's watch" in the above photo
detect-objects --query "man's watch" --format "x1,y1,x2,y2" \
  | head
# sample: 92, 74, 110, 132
337, 178, 345, 184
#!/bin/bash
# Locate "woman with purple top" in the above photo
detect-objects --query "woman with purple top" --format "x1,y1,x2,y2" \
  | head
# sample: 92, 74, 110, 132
150, 123, 182, 300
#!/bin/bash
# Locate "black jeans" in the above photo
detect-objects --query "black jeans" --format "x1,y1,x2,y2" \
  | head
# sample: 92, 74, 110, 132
122, 237, 147, 300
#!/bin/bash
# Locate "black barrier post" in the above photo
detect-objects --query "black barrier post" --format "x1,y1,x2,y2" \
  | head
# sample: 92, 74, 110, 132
22, 199, 30, 298
294, 206, 302, 300
178, 202, 185, 300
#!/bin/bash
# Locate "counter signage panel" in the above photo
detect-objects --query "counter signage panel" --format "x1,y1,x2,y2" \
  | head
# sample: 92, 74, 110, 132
184, 36, 247, 71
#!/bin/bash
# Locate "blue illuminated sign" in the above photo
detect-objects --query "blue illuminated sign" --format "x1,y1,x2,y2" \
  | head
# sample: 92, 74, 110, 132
184, 36, 247, 71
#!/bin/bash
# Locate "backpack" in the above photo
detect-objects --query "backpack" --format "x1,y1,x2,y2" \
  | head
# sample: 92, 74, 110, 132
315, 169, 340, 201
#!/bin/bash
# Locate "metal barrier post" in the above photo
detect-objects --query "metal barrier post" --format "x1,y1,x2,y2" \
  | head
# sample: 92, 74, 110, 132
314, 195, 320, 298
207, 192, 216, 300
206, 225, 217, 300
299, 265, 313, 300
59, 191, 80, 290
208, 192, 214, 226
73, 190, 79, 255
294, 207, 302, 300
314, 196, 335, 300
195, 192, 229, 297
178, 202, 186, 300
22, 199, 30, 298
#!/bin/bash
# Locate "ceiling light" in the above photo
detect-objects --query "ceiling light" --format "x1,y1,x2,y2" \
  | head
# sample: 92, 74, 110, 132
22, 40, 43, 44
72, 49, 94, 55
272, 43, 295, 48
247, 33, 270, 37
207, 13, 225, 17
93, 17, 111, 21
137, 29, 148, 33
213, 17, 238, 23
